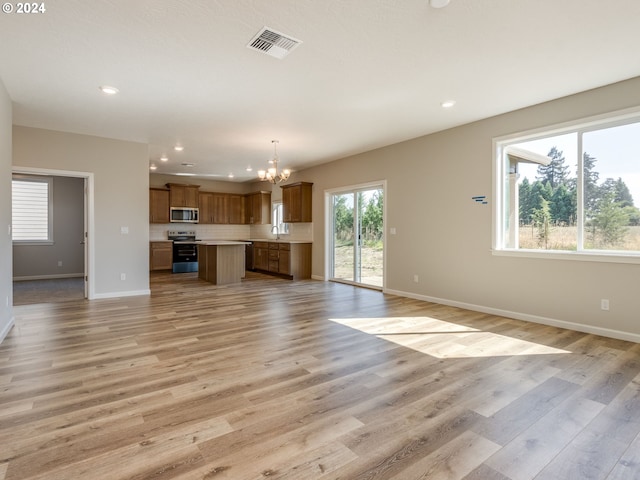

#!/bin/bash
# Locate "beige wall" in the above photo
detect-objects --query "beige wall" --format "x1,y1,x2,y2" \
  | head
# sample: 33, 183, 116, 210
13, 175, 85, 279
0, 78, 13, 342
301, 77, 640, 341
13, 126, 149, 298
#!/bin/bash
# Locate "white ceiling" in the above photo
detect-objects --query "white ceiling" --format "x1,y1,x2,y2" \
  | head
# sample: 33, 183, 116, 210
1, 0, 639, 182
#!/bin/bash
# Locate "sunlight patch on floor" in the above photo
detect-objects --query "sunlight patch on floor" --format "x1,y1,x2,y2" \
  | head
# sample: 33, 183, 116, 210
329, 316, 570, 358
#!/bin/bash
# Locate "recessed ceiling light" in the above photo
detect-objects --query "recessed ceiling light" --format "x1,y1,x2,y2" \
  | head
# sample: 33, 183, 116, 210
174, 145, 184, 152
160, 155, 168, 162
228, 173, 235, 179
181, 163, 195, 167
430, 0, 450, 8
441, 100, 456, 108
99, 85, 119, 95
149, 164, 157, 170
246, 166, 253, 172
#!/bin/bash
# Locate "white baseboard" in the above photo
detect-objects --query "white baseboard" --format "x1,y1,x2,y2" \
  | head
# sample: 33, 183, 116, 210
383, 287, 640, 344
0, 316, 15, 344
13, 273, 84, 281
92, 289, 151, 300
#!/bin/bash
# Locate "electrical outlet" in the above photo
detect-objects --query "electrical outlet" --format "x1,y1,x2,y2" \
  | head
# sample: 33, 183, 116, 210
601, 299, 609, 311
121, 226, 129, 235
58, 261, 63, 267
413, 274, 419, 283
390, 227, 397, 235
120, 273, 126, 281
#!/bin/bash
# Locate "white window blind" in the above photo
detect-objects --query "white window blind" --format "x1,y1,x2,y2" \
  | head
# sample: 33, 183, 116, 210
12, 177, 52, 242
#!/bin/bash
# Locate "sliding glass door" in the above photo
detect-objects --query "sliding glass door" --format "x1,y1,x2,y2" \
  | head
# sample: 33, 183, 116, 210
329, 184, 384, 288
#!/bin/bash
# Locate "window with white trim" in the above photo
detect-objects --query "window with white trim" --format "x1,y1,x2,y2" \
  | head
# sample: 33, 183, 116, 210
272, 201, 289, 235
495, 111, 640, 257
12, 175, 53, 243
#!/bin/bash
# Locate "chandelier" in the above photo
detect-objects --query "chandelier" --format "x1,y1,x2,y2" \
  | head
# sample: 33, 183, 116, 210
258, 140, 290, 183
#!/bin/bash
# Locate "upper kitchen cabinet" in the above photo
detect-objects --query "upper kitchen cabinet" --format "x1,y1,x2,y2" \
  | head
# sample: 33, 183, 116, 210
245, 191, 271, 225
228, 194, 244, 225
167, 183, 199, 208
198, 192, 214, 224
149, 188, 170, 223
198, 192, 245, 224
212, 193, 229, 224
281, 182, 313, 223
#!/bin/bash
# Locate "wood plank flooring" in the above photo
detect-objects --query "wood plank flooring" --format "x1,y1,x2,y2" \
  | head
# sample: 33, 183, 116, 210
1, 271, 639, 479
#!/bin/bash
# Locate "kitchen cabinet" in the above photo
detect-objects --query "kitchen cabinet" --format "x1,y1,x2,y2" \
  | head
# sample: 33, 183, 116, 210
254, 241, 311, 280
253, 241, 269, 271
268, 243, 280, 273
281, 182, 313, 223
198, 192, 214, 224
150, 241, 173, 270
152, 187, 267, 225
228, 194, 244, 224
198, 192, 244, 224
212, 193, 229, 224
245, 191, 271, 225
197, 242, 246, 285
149, 188, 170, 223
274, 243, 291, 275
167, 183, 199, 208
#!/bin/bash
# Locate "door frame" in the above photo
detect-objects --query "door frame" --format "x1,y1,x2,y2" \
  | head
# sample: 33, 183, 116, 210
12, 166, 95, 299
324, 180, 387, 289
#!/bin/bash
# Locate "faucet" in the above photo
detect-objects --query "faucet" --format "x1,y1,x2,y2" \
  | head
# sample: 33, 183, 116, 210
270, 225, 280, 240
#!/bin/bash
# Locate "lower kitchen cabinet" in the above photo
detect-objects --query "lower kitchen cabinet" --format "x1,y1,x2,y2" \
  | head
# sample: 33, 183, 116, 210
150, 241, 173, 271
254, 242, 269, 271
254, 241, 311, 280
277, 246, 290, 275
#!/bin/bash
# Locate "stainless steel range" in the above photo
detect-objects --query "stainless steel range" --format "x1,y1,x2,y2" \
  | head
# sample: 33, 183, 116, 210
168, 230, 200, 273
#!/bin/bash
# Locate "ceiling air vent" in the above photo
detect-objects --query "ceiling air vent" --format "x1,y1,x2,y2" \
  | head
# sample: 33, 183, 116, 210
247, 27, 302, 59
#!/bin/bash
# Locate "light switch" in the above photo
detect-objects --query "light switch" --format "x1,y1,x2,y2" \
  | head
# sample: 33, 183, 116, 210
390, 227, 397, 235
121, 226, 129, 235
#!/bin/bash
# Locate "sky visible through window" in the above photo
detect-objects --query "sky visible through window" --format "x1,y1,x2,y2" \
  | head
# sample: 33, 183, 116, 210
515, 122, 640, 206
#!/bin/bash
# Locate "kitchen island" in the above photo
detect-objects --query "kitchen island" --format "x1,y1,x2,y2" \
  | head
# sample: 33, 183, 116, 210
197, 241, 248, 285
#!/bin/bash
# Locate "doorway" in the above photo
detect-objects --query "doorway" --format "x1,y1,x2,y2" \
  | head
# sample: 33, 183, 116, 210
11, 167, 94, 304
327, 182, 385, 289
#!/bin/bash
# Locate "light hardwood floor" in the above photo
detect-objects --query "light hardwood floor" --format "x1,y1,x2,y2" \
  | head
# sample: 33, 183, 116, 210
1, 271, 639, 480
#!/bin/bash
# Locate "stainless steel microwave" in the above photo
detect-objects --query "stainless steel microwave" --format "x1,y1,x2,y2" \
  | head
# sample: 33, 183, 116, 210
170, 207, 199, 223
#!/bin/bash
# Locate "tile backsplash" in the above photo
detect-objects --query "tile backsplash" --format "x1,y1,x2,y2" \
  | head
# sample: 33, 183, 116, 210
149, 222, 313, 242
250, 222, 313, 241
150, 224, 250, 241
